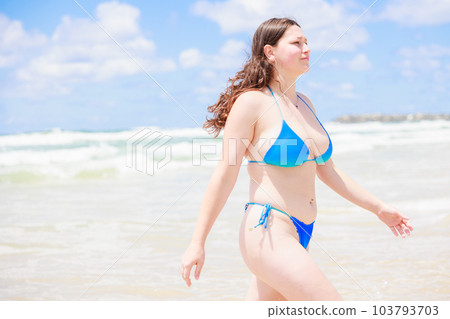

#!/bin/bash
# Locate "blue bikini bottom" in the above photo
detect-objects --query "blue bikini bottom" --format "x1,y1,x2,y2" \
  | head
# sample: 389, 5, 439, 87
244, 202, 314, 249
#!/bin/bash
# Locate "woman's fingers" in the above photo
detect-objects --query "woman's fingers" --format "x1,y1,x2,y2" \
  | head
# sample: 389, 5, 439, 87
181, 263, 193, 287
180, 245, 204, 287
391, 221, 413, 238
382, 208, 413, 238
390, 226, 398, 237
395, 219, 413, 237
403, 218, 414, 231
403, 225, 411, 236
194, 260, 203, 280
398, 216, 413, 235
401, 219, 412, 235
395, 225, 406, 237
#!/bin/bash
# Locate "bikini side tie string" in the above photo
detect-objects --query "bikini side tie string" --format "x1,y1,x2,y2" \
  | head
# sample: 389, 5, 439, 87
254, 203, 272, 229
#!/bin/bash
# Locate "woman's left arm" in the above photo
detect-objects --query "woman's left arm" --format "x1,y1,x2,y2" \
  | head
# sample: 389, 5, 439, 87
316, 159, 414, 237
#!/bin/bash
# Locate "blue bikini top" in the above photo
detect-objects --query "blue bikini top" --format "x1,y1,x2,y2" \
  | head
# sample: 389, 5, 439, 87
248, 86, 333, 167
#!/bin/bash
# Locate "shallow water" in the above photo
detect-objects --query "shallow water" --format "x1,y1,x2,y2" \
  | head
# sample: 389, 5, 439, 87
0, 121, 449, 300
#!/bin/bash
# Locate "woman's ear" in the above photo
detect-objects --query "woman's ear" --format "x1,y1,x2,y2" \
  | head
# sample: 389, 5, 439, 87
263, 44, 275, 63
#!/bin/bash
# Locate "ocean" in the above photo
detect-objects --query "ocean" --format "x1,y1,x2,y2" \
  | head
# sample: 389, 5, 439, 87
0, 120, 449, 300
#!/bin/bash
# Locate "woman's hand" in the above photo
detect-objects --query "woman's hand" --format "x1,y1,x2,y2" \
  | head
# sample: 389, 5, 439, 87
376, 204, 414, 238
180, 242, 205, 287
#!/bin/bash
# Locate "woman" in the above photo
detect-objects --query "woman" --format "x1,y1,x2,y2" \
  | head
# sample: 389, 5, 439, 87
180, 17, 413, 301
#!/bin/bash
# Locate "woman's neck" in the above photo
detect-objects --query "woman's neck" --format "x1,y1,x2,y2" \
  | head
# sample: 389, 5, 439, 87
268, 76, 298, 103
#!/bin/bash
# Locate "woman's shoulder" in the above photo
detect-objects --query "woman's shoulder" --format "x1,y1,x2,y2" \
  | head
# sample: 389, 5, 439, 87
229, 89, 266, 116
223, 89, 267, 131
234, 89, 266, 105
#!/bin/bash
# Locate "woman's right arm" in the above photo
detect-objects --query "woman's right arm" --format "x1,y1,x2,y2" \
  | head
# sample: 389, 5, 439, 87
180, 92, 259, 287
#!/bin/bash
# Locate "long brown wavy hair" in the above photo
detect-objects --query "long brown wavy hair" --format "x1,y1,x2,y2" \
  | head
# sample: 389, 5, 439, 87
203, 17, 300, 137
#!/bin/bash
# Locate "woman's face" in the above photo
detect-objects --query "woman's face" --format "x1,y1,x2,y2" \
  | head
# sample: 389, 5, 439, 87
271, 25, 310, 76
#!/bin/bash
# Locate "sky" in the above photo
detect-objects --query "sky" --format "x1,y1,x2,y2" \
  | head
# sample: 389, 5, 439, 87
0, 0, 449, 135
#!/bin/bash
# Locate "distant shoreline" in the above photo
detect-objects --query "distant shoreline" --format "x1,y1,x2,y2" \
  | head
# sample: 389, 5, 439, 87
334, 113, 450, 123
2, 114, 450, 136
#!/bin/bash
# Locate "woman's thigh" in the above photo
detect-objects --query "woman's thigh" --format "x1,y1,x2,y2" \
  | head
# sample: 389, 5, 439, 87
239, 209, 342, 301
245, 274, 287, 301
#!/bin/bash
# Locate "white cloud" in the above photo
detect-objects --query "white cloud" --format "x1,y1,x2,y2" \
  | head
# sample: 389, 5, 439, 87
179, 48, 203, 68
95, 1, 140, 38
191, 0, 369, 51
179, 39, 247, 69
395, 45, 450, 81
348, 53, 372, 71
380, 0, 450, 26
194, 78, 227, 104
179, 39, 248, 103
1, 1, 176, 98
0, 13, 47, 68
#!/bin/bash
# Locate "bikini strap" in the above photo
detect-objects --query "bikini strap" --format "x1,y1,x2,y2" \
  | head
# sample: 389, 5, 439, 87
297, 94, 331, 141
266, 85, 284, 121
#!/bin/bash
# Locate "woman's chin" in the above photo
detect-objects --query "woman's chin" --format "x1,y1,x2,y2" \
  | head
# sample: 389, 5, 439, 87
297, 66, 310, 76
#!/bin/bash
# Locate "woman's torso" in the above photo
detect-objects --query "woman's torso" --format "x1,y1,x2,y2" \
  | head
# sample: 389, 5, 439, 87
244, 87, 331, 224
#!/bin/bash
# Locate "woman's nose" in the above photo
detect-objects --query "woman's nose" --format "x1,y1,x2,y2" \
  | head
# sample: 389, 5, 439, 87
303, 44, 310, 54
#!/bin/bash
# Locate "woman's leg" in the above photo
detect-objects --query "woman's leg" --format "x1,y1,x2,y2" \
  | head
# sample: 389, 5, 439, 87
245, 274, 287, 301
240, 206, 342, 301
245, 243, 309, 300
